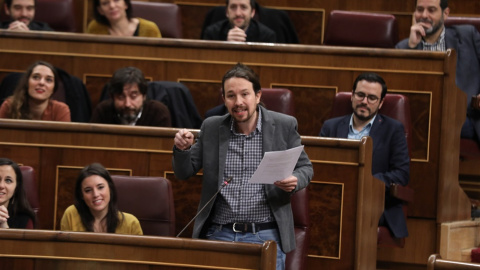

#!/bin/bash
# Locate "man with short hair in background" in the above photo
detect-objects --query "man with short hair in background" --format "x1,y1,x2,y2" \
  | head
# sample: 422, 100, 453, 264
202, 0, 276, 43
396, 0, 480, 144
1, 0, 53, 31
320, 72, 410, 240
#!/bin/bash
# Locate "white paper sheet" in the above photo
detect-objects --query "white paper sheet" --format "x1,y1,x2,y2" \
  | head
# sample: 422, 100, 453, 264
248, 145, 304, 184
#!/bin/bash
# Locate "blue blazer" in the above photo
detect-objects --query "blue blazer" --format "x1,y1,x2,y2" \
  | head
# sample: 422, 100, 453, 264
396, 25, 480, 142
320, 114, 410, 238
173, 106, 313, 252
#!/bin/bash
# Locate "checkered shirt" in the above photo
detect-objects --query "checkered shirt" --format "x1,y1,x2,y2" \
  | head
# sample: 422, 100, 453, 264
212, 109, 275, 224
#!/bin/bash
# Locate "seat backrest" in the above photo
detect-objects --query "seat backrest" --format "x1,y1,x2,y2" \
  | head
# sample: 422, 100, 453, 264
260, 88, 296, 117
111, 175, 175, 237
445, 16, 480, 34
131, 1, 182, 38
323, 10, 398, 48
20, 166, 40, 216
285, 188, 310, 270
36, 0, 75, 32
329, 92, 412, 155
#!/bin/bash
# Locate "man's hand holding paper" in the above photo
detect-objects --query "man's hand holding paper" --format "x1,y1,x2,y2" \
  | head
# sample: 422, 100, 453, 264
248, 145, 304, 192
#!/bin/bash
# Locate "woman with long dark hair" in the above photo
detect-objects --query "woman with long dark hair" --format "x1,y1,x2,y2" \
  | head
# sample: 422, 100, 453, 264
0, 61, 70, 121
60, 163, 142, 234
0, 158, 36, 229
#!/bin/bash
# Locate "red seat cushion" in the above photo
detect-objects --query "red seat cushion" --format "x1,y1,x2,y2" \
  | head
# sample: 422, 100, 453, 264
472, 247, 480, 263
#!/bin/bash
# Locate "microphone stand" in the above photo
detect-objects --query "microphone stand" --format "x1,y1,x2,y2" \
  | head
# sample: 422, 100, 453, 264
176, 177, 233, 238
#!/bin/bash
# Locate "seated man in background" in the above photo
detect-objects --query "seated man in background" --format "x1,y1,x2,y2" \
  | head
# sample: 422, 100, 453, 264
396, 0, 480, 144
202, 0, 276, 43
90, 66, 171, 127
1, 0, 53, 31
320, 72, 410, 240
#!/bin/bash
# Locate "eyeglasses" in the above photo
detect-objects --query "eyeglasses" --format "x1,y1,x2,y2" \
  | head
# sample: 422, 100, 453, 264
353, 92, 380, 104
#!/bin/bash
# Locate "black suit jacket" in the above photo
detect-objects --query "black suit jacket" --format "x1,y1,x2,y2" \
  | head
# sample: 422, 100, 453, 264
202, 19, 276, 42
201, 4, 299, 44
320, 114, 410, 238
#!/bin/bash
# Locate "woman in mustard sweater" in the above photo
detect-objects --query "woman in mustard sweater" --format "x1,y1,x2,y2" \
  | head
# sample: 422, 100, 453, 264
60, 163, 142, 235
87, 0, 161, 38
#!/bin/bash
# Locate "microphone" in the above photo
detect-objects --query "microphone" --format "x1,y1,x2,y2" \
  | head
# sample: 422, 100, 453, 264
176, 177, 233, 238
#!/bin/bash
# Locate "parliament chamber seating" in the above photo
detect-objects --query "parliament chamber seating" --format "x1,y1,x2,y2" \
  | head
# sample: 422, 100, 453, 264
111, 175, 175, 237
323, 10, 398, 48
286, 188, 310, 270
131, 1, 182, 38
445, 16, 480, 34
259, 88, 296, 117
0, 0, 76, 32
328, 92, 414, 248
20, 166, 40, 217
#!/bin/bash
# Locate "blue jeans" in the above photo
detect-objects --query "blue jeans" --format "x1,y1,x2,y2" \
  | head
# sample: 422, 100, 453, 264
206, 224, 286, 270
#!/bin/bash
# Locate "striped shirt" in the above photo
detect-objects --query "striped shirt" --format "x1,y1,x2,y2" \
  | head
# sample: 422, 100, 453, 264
422, 27, 446, 52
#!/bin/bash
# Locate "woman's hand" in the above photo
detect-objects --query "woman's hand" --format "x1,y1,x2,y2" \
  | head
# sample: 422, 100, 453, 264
0, 205, 10, 228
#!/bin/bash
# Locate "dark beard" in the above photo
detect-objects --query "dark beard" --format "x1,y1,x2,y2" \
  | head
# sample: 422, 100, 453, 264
116, 108, 141, 124
353, 106, 376, 122
420, 15, 444, 37
119, 112, 137, 122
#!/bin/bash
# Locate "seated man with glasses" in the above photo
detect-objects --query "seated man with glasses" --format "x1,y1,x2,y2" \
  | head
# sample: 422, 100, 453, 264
319, 72, 410, 240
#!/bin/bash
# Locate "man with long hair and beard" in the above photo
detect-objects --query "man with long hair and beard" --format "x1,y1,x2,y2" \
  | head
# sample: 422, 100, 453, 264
90, 66, 171, 127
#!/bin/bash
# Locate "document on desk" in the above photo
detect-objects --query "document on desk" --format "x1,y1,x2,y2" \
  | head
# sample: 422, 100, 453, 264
248, 145, 304, 184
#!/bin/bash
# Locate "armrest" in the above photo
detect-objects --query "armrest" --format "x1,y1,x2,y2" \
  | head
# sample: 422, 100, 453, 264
390, 184, 414, 203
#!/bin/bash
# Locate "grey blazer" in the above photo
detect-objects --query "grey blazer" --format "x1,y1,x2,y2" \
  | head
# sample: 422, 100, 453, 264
396, 25, 480, 142
173, 106, 313, 253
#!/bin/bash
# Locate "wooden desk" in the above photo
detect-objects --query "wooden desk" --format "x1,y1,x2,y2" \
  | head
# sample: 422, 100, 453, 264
0, 120, 383, 270
0, 229, 276, 270
0, 31, 470, 267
